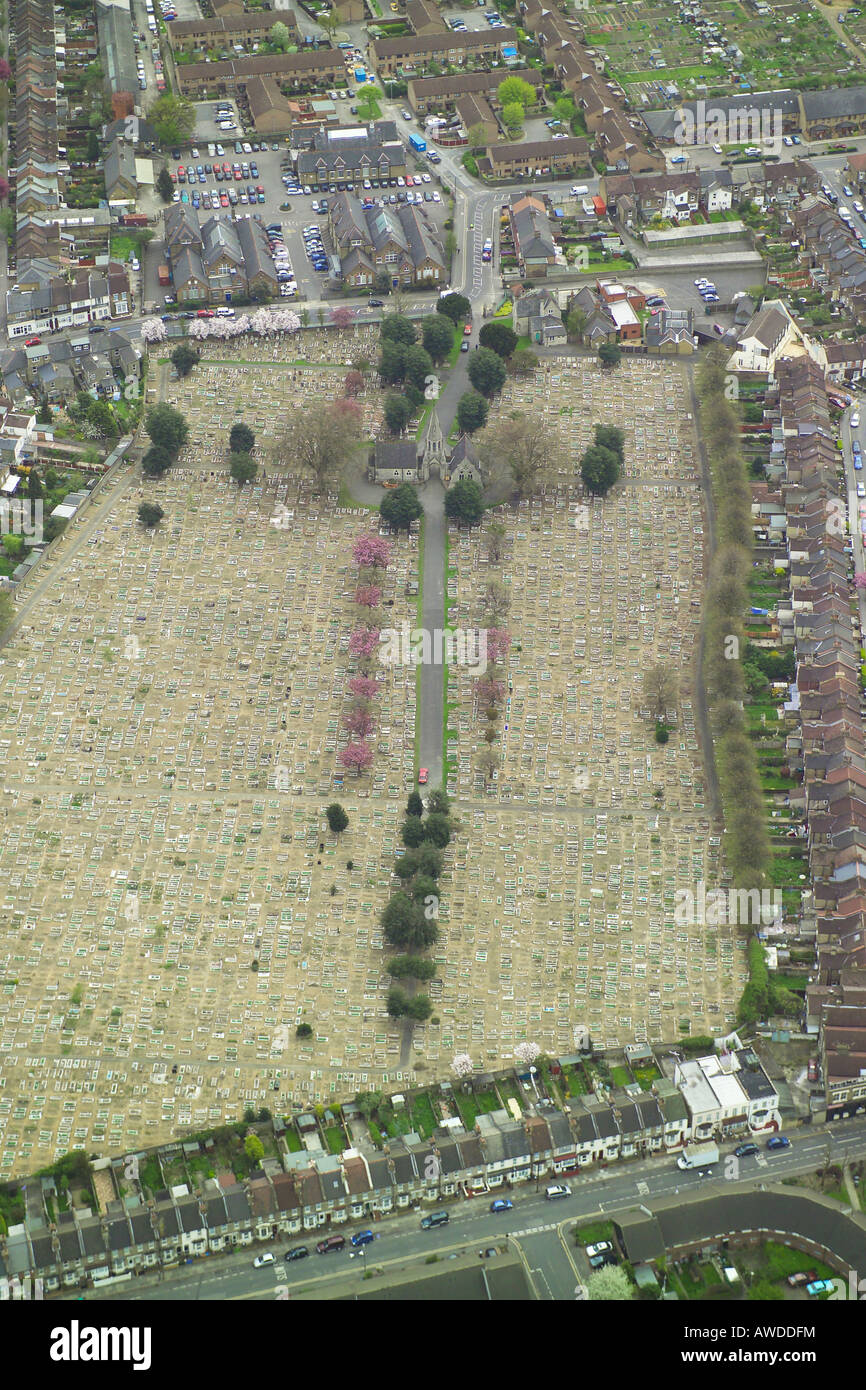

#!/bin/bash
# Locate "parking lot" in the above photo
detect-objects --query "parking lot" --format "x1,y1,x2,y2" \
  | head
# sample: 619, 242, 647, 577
161, 104, 452, 304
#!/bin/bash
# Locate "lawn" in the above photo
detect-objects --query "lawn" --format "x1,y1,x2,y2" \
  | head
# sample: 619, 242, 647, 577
323, 1123, 346, 1155
610, 1065, 632, 1088
110, 234, 137, 263
284, 1125, 303, 1152
574, 1219, 614, 1247
759, 1241, 836, 1283
632, 1064, 660, 1090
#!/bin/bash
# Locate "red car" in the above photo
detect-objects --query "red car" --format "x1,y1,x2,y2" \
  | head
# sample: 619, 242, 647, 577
463, 322, 472, 336
418, 768, 429, 785
196, 309, 214, 318
220, 192, 229, 206
807, 1058, 819, 1082
25, 336, 42, 346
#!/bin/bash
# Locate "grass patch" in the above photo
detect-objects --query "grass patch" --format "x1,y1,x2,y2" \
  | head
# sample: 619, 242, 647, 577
574, 1219, 614, 1246
323, 1124, 345, 1155
609, 1065, 632, 1088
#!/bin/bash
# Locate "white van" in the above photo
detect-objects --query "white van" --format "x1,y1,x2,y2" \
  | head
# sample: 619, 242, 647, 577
215, 306, 235, 317
571, 183, 588, 196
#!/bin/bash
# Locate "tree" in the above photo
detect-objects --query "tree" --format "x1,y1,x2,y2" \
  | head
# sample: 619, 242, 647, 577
271, 19, 291, 49
404, 994, 433, 1021
445, 479, 484, 527
379, 338, 408, 384
27, 468, 43, 500
422, 314, 454, 363
326, 802, 349, 833
381, 892, 432, 950
566, 308, 587, 341
87, 130, 100, 162
497, 75, 537, 109
149, 94, 196, 147
387, 956, 437, 981
426, 788, 450, 816
142, 445, 173, 478
138, 501, 164, 528
468, 348, 507, 398
476, 412, 560, 501
229, 453, 258, 486
404, 344, 434, 393
380, 482, 422, 531
594, 424, 624, 461
145, 403, 189, 457
479, 321, 518, 359
344, 370, 364, 397
456, 391, 489, 435
339, 741, 374, 774
295, 1022, 313, 1038
87, 400, 118, 437
502, 101, 524, 136
401, 816, 427, 849
467, 121, 490, 152
436, 292, 472, 324
509, 348, 538, 377
422, 812, 452, 848
170, 342, 199, 378
477, 745, 499, 781
380, 313, 417, 346
282, 399, 362, 494
587, 1265, 634, 1301
406, 791, 424, 817
387, 985, 410, 1018
156, 166, 174, 203
384, 391, 412, 434
580, 443, 620, 496
599, 342, 622, 369
351, 534, 392, 569
244, 1133, 265, 1163
229, 422, 255, 454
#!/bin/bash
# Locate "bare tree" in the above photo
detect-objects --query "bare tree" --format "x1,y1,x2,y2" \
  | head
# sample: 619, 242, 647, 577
280, 399, 363, 495
483, 577, 511, 621
475, 411, 563, 502
484, 521, 507, 565
642, 663, 678, 721
477, 746, 499, 781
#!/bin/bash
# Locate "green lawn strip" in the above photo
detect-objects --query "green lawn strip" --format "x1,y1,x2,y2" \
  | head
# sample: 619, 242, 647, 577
573, 1219, 614, 1247
446, 331, 461, 367
609, 1065, 632, 1088
323, 1124, 345, 1155
284, 1126, 303, 1152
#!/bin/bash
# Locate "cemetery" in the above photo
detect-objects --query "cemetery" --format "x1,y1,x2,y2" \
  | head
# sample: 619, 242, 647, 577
0, 338, 743, 1177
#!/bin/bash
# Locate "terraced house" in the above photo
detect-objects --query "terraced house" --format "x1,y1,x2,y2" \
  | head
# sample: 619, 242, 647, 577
371, 26, 518, 79
406, 67, 543, 116
166, 9, 300, 52
175, 49, 344, 98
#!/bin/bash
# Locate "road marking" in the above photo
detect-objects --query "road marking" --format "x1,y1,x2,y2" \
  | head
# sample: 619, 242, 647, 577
636, 1181, 649, 1195
511, 1222, 559, 1237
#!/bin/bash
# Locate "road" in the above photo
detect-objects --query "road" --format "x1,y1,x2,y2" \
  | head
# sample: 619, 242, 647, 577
69, 1117, 866, 1302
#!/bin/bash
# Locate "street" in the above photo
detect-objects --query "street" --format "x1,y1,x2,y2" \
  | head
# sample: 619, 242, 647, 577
71, 1118, 866, 1302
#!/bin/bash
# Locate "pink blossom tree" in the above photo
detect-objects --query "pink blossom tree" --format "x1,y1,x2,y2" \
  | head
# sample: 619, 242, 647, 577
514, 1041, 540, 1066
348, 626, 381, 660
486, 627, 512, 665
344, 370, 364, 398
250, 307, 273, 336
351, 535, 392, 570
332, 306, 354, 330
856, 573, 866, 589
354, 583, 382, 610
0, 177, 9, 201
0, 60, 11, 82
451, 1053, 473, 1079
476, 676, 506, 706
340, 741, 374, 775
344, 708, 375, 738
348, 675, 380, 701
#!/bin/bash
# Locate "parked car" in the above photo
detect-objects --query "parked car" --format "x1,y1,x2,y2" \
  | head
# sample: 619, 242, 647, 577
851, 411, 860, 428
806, 1279, 835, 1297
351, 1230, 374, 1247
546, 1184, 571, 1199
418, 768, 428, 784
253, 1252, 274, 1267
316, 1234, 346, 1254
489, 1198, 513, 1213
787, 1269, 818, 1287
420, 1210, 449, 1229
807, 1057, 819, 1082
368, 298, 384, 307
586, 1245, 614, 1267
733, 1142, 758, 1158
